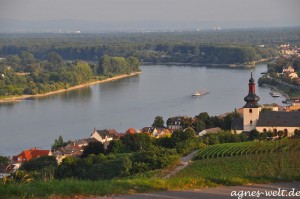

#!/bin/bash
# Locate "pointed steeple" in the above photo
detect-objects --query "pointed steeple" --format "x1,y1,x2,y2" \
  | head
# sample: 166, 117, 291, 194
243, 72, 260, 108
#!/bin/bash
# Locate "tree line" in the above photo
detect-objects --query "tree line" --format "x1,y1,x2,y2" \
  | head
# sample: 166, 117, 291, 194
0, 51, 140, 97
1, 28, 297, 64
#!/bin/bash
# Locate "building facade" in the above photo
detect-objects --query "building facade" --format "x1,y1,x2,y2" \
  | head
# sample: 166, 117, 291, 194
232, 73, 300, 136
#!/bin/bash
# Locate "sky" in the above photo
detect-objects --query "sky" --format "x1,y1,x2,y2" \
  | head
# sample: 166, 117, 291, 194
0, 0, 299, 31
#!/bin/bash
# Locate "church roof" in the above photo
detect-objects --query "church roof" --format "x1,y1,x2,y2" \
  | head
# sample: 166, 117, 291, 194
257, 111, 300, 127
243, 101, 260, 108
243, 72, 260, 107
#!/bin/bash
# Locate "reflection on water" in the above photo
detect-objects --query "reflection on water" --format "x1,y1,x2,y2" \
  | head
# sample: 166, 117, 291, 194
0, 64, 286, 156
60, 87, 92, 102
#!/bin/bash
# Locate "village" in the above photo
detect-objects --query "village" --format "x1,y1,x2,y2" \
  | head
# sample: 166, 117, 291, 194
1, 69, 300, 179
1, 43, 300, 185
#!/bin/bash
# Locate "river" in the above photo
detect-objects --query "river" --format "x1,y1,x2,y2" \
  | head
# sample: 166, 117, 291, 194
0, 64, 285, 156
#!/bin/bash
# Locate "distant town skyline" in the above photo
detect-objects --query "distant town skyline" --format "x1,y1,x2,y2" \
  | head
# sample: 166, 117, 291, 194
0, 0, 299, 32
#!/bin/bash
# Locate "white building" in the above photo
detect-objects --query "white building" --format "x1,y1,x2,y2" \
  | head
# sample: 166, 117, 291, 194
232, 73, 300, 136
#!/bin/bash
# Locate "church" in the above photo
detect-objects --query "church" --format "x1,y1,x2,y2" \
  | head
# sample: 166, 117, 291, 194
232, 73, 300, 136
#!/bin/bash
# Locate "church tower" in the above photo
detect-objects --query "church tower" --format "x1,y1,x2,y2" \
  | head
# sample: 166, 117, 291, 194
243, 72, 260, 131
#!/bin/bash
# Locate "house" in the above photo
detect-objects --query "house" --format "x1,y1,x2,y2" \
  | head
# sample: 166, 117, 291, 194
199, 127, 222, 136
261, 103, 280, 111
124, 128, 138, 135
256, 111, 300, 137
72, 138, 99, 148
50, 138, 99, 163
288, 72, 298, 79
282, 65, 298, 79
12, 148, 50, 163
155, 128, 172, 138
285, 105, 300, 112
51, 142, 83, 163
140, 127, 159, 137
91, 128, 120, 143
167, 116, 186, 130
282, 65, 295, 73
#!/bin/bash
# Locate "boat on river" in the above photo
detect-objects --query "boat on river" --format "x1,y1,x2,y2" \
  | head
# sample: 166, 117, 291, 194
270, 91, 280, 97
193, 90, 209, 97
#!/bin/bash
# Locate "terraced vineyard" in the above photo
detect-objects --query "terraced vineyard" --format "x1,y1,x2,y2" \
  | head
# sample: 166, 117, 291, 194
194, 139, 300, 160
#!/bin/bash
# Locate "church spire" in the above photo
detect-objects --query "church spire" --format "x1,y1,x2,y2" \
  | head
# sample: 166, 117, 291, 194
243, 72, 260, 108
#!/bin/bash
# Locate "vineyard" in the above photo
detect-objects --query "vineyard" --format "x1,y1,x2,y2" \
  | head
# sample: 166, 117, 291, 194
173, 139, 300, 185
193, 139, 300, 160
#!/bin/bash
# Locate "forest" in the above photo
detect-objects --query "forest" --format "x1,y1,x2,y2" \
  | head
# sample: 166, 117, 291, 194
1, 27, 299, 97
0, 52, 140, 97
1, 27, 299, 64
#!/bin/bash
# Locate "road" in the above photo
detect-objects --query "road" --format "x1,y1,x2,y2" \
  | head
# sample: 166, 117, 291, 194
163, 149, 199, 179
90, 181, 300, 199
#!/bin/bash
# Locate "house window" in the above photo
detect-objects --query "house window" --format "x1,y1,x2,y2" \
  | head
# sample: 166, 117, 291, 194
250, 120, 253, 125
249, 109, 252, 113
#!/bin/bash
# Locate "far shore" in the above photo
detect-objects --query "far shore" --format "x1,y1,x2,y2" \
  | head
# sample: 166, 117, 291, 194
0, 72, 141, 104
142, 58, 270, 68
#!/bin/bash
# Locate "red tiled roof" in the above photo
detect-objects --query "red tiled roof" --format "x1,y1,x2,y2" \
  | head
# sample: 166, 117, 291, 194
12, 148, 50, 163
125, 128, 137, 134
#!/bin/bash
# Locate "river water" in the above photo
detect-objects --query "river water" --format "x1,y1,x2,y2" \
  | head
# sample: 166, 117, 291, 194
0, 64, 285, 156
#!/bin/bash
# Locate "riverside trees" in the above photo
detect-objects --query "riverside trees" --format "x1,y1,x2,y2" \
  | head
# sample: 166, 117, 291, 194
0, 52, 140, 97
98, 55, 140, 77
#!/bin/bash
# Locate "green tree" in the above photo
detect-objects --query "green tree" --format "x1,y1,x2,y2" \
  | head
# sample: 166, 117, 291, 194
106, 140, 125, 154
19, 51, 35, 66
155, 136, 176, 149
81, 142, 105, 158
249, 129, 260, 140
181, 117, 193, 129
21, 156, 57, 172
121, 133, 152, 152
152, 116, 165, 128
172, 128, 195, 142
196, 112, 210, 122
0, 156, 9, 168
51, 136, 67, 151
73, 61, 93, 84
45, 52, 64, 71
193, 119, 206, 132
47, 52, 63, 65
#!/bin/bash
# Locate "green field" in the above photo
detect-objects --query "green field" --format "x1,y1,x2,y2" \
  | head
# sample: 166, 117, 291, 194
1, 139, 300, 198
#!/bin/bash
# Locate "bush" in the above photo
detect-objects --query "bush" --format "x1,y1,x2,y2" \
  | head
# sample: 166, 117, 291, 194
21, 156, 57, 172
81, 142, 105, 158
131, 147, 179, 173
88, 156, 132, 180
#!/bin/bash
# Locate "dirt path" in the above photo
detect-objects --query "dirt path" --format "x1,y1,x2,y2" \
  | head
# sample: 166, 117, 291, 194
163, 150, 199, 179
91, 181, 300, 199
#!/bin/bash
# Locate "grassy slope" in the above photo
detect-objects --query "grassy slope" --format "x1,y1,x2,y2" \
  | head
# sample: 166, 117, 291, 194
172, 151, 300, 186
1, 139, 300, 198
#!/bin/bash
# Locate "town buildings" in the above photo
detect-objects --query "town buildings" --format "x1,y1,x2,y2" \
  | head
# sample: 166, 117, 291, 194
12, 147, 50, 163
232, 73, 300, 135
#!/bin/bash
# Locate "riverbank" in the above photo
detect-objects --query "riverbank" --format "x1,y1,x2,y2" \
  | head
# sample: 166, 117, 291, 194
142, 58, 270, 68
0, 72, 141, 104
142, 62, 255, 68
261, 84, 290, 100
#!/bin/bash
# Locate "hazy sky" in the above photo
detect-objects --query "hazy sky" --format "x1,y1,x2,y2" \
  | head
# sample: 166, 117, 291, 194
0, 0, 299, 27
